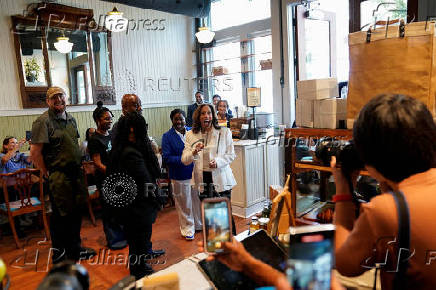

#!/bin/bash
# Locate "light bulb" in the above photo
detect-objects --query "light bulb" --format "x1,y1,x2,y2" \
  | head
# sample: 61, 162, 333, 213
105, 7, 128, 32
195, 27, 215, 44
54, 37, 73, 54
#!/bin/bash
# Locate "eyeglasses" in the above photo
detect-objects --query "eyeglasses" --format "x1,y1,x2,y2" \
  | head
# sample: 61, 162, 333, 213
48, 93, 65, 100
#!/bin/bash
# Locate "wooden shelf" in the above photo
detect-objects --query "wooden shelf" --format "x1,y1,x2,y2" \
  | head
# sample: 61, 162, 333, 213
195, 68, 272, 78
200, 51, 272, 65
285, 128, 367, 219
295, 162, 370, 176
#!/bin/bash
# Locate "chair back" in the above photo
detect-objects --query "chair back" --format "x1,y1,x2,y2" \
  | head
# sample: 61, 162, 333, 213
82, 161, 97, 175
0, 168, 43, 211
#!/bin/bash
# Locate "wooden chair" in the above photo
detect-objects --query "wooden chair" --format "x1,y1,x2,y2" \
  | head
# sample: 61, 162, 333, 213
157, 168, 175, 208
0, 168, 50, 248
82, 161, 100, 226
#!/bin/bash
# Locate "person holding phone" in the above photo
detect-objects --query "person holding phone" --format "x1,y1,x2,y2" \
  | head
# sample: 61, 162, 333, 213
0, 136, 30, 174
182, 104, 237, 235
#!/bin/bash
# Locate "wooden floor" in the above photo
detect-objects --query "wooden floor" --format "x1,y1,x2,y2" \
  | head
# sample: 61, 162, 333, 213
0, 207, 249, 290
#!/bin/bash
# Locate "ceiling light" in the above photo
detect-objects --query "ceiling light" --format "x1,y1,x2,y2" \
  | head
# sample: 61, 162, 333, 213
105, 7, 128, 32
54, 36, 73, 54
195, 27, 215, 44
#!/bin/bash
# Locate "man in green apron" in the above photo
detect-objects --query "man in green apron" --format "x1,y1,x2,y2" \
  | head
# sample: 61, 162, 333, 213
30, 87, 95, 263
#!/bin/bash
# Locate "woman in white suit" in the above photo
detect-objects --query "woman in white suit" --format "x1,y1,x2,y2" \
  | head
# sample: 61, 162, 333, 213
182, 103, 237, 234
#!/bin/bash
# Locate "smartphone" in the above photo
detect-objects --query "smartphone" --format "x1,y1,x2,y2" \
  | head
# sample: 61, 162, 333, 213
201, 197, 232, 254
25, 130, 32, 141
286, 224, 335, 290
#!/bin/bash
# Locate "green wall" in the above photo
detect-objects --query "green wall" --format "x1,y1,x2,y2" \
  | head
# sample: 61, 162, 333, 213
0, 105, 188, 146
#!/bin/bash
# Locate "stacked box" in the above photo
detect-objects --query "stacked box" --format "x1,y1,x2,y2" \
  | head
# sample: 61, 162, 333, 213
295, 78, 339, 128
296, 99, 314, 128
297, 78, 338, 100
314, 98, 347, 129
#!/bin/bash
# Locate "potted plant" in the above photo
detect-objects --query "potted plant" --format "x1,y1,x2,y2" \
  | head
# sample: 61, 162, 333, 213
24, 57, 41, 83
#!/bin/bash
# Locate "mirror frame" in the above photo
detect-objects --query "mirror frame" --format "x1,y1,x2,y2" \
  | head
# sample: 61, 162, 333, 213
11, 3, 116, 108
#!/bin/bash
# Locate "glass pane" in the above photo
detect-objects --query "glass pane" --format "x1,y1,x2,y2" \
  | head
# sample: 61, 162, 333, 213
361, 0, 407, 29
47, 29, 92, 105
213, 42, 240, 61
47, 30, 71, 102
18, 27, 47, 87
211, 0, 270, 31
254, 70, 273, 112
317, 0, 349, 82
212, 42, 241, 75
77, 70, 86, 104
254, 35, 272, 71
91, 32, 112, 87
213, 74, 243, 111
304, 19, 331, 80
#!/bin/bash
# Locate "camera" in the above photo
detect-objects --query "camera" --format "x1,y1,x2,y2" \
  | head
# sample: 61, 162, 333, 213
37, 262, 89, 290
315, 138, 364, 174
315, 138, 379, 203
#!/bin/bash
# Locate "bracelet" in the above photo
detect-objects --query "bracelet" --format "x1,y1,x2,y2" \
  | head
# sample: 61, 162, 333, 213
332, 194, 353, 203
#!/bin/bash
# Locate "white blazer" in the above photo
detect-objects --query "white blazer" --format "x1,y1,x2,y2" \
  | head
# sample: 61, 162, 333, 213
182, 127, 237, 192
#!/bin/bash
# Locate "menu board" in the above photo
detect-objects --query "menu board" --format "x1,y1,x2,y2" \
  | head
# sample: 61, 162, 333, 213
247, 87, 261, 107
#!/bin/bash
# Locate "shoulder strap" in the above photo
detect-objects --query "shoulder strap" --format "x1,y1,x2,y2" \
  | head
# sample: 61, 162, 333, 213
390, 190, 410, 290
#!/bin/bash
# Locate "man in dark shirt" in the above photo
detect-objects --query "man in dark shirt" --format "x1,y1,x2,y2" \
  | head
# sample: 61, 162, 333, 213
30, 87, 95, 263
186, 91, 204, 127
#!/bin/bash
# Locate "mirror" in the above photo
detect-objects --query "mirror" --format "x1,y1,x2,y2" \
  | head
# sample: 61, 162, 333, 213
17, 27, 48, 87
47, 29, 93, 105
91, 31, 112, 87
11, 3, 116, 108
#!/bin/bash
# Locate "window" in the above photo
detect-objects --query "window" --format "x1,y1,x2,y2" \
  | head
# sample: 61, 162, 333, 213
202, 35, 273, 113
203, 0, 273, 114
361, 0, 407, 29
296, 0, 349, 82
253, 35, 273, 112
211, 0, 270, 31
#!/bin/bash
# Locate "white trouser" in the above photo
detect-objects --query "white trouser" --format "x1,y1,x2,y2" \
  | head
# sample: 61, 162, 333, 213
171, 179, 202, 237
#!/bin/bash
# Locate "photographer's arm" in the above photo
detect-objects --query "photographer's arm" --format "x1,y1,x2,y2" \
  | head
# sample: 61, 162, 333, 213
331, 157, 376, 277
199, 239, 290, 290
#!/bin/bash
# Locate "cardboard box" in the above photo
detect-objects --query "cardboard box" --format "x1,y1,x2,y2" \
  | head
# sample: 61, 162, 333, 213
314, 98, 347, 129
297, 78, 339, 100
212, 66, 228, 76
296, 99, 314, 128
260, 59, 272, 70
314, 113, 347, 129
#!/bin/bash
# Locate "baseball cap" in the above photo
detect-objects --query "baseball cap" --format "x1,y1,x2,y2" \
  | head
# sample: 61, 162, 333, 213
47, 87, 66, 99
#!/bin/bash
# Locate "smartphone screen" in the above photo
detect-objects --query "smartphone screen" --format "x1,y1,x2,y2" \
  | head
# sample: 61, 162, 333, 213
25, 131, 32, 141
286, 224, 335, 290
202, 198, 232, 253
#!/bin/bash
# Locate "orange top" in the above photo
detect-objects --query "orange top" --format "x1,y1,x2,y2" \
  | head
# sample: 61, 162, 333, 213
335, 168, 436, 290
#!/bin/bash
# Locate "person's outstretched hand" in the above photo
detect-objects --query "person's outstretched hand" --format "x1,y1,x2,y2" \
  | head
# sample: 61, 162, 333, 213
197, 238, 252, 272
